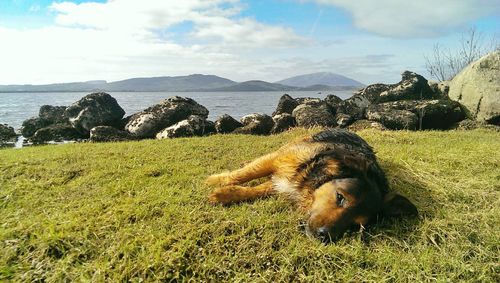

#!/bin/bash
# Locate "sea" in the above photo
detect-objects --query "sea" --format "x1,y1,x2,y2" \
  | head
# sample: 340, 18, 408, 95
0, 90, 355, 131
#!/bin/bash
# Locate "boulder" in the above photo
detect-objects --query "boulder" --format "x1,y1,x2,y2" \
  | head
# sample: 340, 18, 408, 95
21, 117, 51, 138
295, 97, 322, 104
65, 92, 125, 134
336, 94, 371, 120
335, 113, 354, 128
31, 124, 83, 144
271, 113, 296, 134
292, 101, 336, 128
356, 84, 391, 103
428, 80, 449, 98
377, 71, 436, 103
0, 124, 17, 142
366, 108, 418, 130
204, 120, 216, 136
156, 115, 212, 139
347, 120, 387, 131
233, 113, 274, 135
448, 51, 500, 125
273, 94, 299, 116
39, 105, 68, 124
125, 96, 208, 138
324, 94, 343, 109
451, 119, 500, 131
366, 99, 465, 130
89, 126, 137, 142
214, 114, 243, 134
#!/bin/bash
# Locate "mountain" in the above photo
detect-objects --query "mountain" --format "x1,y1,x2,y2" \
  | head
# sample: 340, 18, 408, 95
0, 75, 236, 92
276, 72, 364, 88
201, 80, 299, 92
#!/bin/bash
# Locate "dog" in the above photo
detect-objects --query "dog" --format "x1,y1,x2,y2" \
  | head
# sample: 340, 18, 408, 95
206, 129, 417, 242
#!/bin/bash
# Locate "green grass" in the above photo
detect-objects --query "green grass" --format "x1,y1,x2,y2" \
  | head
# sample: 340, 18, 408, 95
1, 129, 499, 282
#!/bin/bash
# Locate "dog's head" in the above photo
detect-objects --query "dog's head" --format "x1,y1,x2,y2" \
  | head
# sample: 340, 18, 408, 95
305, 177, 417, 242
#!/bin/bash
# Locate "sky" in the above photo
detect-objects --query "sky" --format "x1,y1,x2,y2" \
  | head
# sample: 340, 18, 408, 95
0, 0, 499, 85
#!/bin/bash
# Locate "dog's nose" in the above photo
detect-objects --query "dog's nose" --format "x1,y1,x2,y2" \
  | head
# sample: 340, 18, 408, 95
317, 227, 329, 239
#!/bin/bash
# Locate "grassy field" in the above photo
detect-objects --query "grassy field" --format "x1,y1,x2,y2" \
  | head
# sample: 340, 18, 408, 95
1, 128, 499, 282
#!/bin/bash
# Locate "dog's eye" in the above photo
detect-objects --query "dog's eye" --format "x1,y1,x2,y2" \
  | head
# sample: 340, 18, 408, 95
336, 192, 346, 207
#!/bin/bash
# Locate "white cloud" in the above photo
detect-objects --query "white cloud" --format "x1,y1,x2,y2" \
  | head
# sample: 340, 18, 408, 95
309, 0, 500, 37
0, 0, 305, 84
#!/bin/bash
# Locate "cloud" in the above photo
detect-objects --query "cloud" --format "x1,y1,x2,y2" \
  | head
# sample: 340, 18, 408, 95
0, 0, 305, 84
309, 0, 500, 37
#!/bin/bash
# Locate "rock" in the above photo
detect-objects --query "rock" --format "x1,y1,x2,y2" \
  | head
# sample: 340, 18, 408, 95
273, 94, 299, 116
295, 97, 322, 104
366, 99, 466, 130
125, 96, 208, 138
0, 124, 17, 142
214, 114, 243, 134
347, 120, 387, 131
89, 126, 137, 142
271, 113, 296, 134
65, 92, 125, 134
39, 105, 68, 124
324, 94, 343, 109
31, 124, 83, 144
204, 120, 216, 136
356, 84, 391, 103
378, 71, 436, 103
428, 80, 449, 98
335, 113, 354, 128
366, 108, 418, 130
156, 115, 212, 139
448, 51, 500, 125
115, 115, 133, 130
292, 101, 336, 128
233, 113, 274, 135
451, 119, 500, 131
21, 117, 51, 138
336, 94, 371, 120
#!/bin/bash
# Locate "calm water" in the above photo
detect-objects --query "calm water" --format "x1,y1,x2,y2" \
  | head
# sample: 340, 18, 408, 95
0, 90, 354, 130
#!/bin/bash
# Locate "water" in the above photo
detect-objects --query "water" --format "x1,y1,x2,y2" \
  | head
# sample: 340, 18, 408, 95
0, 90, 355, 130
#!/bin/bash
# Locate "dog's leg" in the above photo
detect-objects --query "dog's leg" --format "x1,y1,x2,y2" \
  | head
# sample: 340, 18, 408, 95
209, 181, 275, 205
206, 152, 278, 186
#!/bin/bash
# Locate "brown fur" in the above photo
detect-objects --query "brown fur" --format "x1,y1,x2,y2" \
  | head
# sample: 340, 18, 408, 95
206, 129, 417, 242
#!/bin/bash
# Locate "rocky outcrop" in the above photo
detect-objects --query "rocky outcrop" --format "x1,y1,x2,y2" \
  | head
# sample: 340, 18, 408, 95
292, 101, 336, 128
273, 94, 299, 116
448, 51, 500, 125
366, 99, 465, 130
378, 71, 436, 102
31, 124, 83, 144
21, 117, 51, 138
324, 94, 343, 109
347, 120, 387, 131
125, 96, 208, 138
452, 119, 500, 131
214, 114, 243, 134
156, 115, 214, 139
356, 84, 391, 103
233, 113, 274, 135
428, 80, 449, 98
336, 94, 370, 120
366, 108, 418, 130
89, 126, 137, 142
0, 124, 17, 142
65, 92, 125, 134
271, 113, 296, 134
39, 105, 68, 124
335, 113, 353, 128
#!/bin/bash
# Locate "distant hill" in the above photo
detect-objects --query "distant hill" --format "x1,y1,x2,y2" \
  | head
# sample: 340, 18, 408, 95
276, 72, 364, 88
0, 75, 236, 92
0, 72, 364, 92
201, 80, 299, 92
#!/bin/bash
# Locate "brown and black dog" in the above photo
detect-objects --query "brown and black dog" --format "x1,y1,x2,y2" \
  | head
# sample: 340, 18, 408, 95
206, 129, 417, 242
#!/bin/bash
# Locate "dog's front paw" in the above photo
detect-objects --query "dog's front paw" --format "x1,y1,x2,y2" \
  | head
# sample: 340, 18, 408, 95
205, 172, 231, 187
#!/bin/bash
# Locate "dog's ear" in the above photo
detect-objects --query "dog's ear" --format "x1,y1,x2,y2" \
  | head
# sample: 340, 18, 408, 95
380, 192, 418, 217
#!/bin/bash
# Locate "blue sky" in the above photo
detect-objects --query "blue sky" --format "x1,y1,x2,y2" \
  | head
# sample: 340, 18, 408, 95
0, 0, 499, 84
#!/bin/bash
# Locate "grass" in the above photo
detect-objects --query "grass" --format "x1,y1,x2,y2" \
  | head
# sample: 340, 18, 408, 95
0, 128, 499, 282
